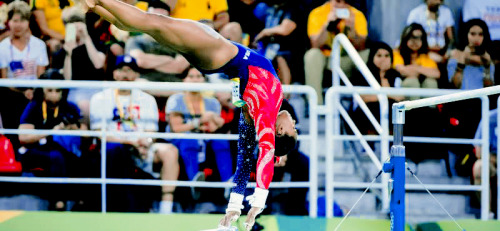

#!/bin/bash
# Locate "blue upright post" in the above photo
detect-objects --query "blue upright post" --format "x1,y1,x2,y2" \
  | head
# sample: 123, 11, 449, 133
383, 104, 406, 231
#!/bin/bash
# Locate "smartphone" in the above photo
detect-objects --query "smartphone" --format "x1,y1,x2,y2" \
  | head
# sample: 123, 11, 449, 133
65, 23, 77, 43
336, 8, 350, 19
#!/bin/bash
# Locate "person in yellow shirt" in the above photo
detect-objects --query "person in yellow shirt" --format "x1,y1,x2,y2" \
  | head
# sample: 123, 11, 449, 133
30, 0, 70, 40
393, 23, 440, 100
167, 0, 229, 31
304, 0, 367, 104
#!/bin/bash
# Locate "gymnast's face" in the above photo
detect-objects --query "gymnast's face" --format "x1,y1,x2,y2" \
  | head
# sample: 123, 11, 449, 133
276, 110, 298, 138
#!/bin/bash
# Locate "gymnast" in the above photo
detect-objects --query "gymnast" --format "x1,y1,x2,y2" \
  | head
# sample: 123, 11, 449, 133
83, 0, 298, 230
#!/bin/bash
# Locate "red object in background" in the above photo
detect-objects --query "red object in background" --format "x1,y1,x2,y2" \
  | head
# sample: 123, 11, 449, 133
0, 135, 22, 173
220, 108, 234, 125
450, 117, 460, 126
203, 168, 213, 178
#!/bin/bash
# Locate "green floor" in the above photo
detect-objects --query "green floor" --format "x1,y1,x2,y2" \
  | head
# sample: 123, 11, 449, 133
0, 211, 499, 231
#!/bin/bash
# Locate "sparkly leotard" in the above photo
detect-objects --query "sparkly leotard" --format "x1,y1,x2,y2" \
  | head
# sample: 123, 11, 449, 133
200, 42, 283, 194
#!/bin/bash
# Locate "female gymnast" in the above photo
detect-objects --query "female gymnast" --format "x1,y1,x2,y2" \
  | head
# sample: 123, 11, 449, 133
83, 0, 298, 230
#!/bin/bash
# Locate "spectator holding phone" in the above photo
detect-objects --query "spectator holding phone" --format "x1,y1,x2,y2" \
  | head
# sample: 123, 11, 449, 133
448, 19, 494, 90
51, 6, 106, 127
18, 69, 83, 210
304, 0, 368, 104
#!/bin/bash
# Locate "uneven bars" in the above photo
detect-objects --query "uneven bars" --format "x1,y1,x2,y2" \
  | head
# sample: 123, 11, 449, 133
395, 85, 500, 111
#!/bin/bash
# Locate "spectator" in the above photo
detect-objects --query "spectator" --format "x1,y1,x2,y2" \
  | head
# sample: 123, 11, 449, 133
448, 19, 494, 90
0, 0, 48, 82
227, 0, 264, 41
29, 0, 70, 53
407, 0, 455, 64
473, 109, 498, 219
89, 55, 180, 213
0, 0, 48, 127
18, 69, 82, 210
168, 0, 229, 31
0, 1, 10, 41
393, 23, 440, 99
304, 0, 368, 104
351, 41, 404, 134
463, 0, 500, 41
124, 1, 189, 84
252, 0, 298, 85
165, 66, 232, 198
51, 6, 106, 127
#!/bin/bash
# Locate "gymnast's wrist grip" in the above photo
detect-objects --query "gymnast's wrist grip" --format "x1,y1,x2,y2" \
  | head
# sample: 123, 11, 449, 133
226, 193, 244, 213
247, 188, 269, 209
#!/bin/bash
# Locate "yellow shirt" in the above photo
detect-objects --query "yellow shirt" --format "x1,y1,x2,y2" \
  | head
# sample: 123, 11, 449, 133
307, 2, 368, 56
171, 0, 228, 21
393, 50, 438, 69
30, 0, 71, 36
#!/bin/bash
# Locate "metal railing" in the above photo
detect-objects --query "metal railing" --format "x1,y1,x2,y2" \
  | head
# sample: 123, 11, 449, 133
0, 79, 319, 217
325, 86, 494, 221
329, 34, 390, 217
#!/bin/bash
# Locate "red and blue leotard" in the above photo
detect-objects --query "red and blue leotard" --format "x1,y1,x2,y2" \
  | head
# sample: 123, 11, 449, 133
199, 42, 283, 194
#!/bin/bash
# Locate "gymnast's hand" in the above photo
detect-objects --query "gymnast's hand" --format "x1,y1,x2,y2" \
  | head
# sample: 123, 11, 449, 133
218, 210, 240, 229
244, 206, 263, 231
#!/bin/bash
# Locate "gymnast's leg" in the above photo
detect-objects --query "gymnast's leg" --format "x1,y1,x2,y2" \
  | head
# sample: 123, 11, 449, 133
85, 0, 237, 70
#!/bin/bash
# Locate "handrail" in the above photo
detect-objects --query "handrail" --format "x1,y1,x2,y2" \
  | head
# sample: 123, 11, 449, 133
0, 79, 319, 217
329, 33, 391, 216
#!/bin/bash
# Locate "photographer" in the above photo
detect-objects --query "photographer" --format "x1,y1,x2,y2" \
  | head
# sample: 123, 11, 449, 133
18, 69, 83, 210
304, 0, 368, 104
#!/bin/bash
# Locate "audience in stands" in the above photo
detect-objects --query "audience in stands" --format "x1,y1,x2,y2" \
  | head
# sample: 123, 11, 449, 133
29, 0, 70, 54
124, 0, 189, 85
304, 0, 368, 104
1, 0, 48, 82
393, 23, 440, 99
0, 1, 49, 154
51, 6, 106, 126
351, 41, 403, 134
448, 19, 494, 91
252, 0, 298, 85
462, 0, 500, 41
0, 1, 10, 41
18, 69, 82, 210
89, 55, 180, 213
168, 0, 229, 31
406, 0, 455, 64
165, 66, 232, 198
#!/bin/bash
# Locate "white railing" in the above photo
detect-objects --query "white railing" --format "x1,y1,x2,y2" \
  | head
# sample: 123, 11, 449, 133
325, 86, 494, 220
0, 79, 319, 217
329, 33, 390, 216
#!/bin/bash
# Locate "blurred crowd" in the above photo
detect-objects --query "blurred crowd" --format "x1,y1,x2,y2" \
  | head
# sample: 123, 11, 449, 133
0, 0, 498, 219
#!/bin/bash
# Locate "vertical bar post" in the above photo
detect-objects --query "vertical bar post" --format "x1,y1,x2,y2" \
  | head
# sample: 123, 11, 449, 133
384, 104, 406, 231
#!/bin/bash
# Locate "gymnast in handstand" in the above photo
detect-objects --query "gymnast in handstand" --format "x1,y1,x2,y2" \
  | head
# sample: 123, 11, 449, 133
83, 0, 298, 229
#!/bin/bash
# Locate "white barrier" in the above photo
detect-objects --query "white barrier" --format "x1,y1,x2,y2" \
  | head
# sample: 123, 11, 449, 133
0, 79, 319, 217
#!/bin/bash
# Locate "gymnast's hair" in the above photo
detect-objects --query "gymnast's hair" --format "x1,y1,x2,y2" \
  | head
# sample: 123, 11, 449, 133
275, 133, 297, 157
